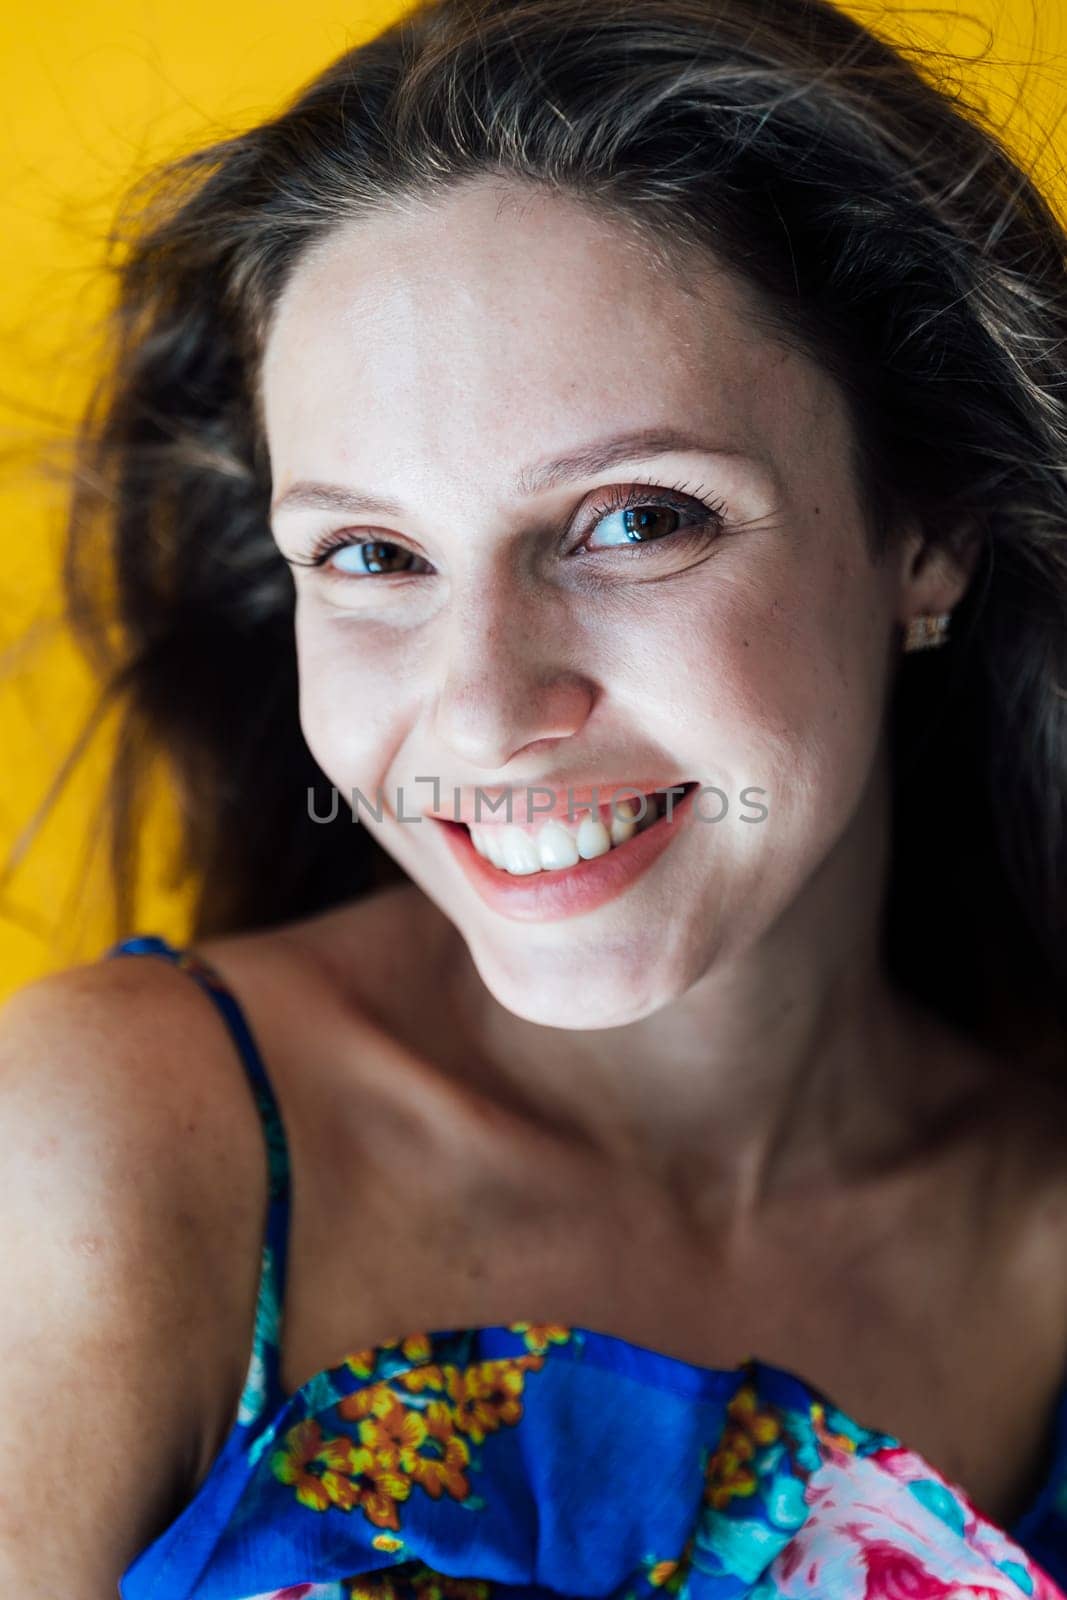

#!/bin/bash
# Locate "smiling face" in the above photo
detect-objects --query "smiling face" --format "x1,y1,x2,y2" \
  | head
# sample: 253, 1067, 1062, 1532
260, 177, 970, 1029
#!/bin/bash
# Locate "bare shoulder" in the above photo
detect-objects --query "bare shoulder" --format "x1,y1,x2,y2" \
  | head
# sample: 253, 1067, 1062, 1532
0, 953, 270, 1585
0, 947, 269, 1219
0, 946, 279, 1200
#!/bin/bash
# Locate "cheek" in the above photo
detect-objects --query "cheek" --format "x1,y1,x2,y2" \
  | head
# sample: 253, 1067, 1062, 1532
645, 554, 892, 829
294, 610, 408, 788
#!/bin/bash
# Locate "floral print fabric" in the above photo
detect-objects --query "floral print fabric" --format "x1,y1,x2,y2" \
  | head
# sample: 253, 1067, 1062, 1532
106, 935, 1067, 1600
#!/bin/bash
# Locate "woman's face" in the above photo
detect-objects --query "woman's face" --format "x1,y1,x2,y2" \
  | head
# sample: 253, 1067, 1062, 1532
261, 178, 964, 1029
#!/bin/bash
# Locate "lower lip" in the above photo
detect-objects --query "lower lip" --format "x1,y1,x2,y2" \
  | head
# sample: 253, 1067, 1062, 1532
433, 783, 700, 923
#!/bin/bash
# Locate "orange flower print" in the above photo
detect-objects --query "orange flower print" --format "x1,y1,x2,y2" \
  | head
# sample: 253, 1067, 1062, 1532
647, 1527, 696, 1590
277, 1355, 543, 1531
371, 1534, 405, 1554
408, 1410, 474, 1502
271, 1416, 413, 1529
344, 1349, 386, 1381
347, 1387, 436, 1469
398, 1363, 451, 1395
270, 1418, 359, 1511
346, 1569, 491, 1600
338, 1384, 473, 1503
647, 1559, 685, 1592
703, 1381, 783, 1510
345, 1331, 436, 1382
398, 1332, 435, 1365
507, 1322, 572, 1355
444, 1357, 543, 1446
810, 1399, 860, 1456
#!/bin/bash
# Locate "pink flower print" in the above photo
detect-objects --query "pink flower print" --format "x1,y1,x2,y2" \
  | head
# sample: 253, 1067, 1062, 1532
763, 1451, 1066, 1599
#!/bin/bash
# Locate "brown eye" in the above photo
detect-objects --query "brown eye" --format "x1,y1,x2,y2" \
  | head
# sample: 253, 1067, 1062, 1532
603, 505, 682, 545
341, 540, 414, 575
583, 483, 728, 553
294, 535, 431, 578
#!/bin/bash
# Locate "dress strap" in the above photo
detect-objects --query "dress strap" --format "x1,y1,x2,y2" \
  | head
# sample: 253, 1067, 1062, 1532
104, 933, 292, 1431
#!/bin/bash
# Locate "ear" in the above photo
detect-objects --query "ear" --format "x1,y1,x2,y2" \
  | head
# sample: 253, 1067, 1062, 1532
895, 519, 983, 626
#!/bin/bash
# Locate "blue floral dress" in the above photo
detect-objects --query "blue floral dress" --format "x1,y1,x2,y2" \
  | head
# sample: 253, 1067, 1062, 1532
106, 934, 1067, 1600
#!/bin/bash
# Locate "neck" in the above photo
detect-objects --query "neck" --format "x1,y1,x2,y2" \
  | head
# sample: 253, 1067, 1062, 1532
436, 768, 996, 1235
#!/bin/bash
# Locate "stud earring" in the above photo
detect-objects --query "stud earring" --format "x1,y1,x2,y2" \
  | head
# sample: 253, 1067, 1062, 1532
903, 611, 951, 652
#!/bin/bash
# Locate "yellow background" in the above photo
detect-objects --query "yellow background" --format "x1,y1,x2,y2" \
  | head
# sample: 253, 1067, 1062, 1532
1, 0, 1063, 1000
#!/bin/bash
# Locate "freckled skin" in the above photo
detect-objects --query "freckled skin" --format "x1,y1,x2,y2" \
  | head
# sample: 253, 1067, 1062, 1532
245, 186, 1067, 1530
260, 176, 977, 1180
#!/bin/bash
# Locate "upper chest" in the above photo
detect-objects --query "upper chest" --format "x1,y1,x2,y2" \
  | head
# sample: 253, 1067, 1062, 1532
193, 914, 1067, 1536
294, 1120, 1067, 1526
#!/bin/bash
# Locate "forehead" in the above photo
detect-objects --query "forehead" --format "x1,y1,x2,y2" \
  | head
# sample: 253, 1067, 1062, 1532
259, 180, 846, 493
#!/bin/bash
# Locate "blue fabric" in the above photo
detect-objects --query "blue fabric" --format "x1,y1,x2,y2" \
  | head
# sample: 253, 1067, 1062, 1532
106, 933, 1067, 1600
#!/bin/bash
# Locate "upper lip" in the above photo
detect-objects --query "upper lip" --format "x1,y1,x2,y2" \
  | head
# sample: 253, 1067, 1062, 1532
424, 780, 692, 830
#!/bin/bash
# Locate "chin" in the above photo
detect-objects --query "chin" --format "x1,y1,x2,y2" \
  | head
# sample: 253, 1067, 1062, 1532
470, 943, 685, 1031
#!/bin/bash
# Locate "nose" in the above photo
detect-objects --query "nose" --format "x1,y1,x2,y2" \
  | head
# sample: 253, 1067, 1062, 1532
431, 580, 597, 770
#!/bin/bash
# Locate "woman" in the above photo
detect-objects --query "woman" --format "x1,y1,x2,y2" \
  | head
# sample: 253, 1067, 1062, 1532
2, 0, 1065, 1594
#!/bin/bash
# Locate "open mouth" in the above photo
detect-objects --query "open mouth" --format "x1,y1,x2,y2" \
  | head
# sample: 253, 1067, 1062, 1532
449, 780, 700, 879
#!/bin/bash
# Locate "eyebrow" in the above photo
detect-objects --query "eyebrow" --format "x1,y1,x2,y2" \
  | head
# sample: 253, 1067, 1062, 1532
270, 426, 764, 519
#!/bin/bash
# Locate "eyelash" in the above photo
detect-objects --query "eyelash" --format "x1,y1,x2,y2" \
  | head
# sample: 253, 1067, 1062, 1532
286, 477, 730, 581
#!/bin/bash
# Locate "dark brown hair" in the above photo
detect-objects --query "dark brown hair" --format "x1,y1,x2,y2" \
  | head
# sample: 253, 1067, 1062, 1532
12, 0, 1067, 1062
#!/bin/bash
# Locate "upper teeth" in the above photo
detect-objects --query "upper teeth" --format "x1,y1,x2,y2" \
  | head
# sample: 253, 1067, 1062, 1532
468, 796, 659, 876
